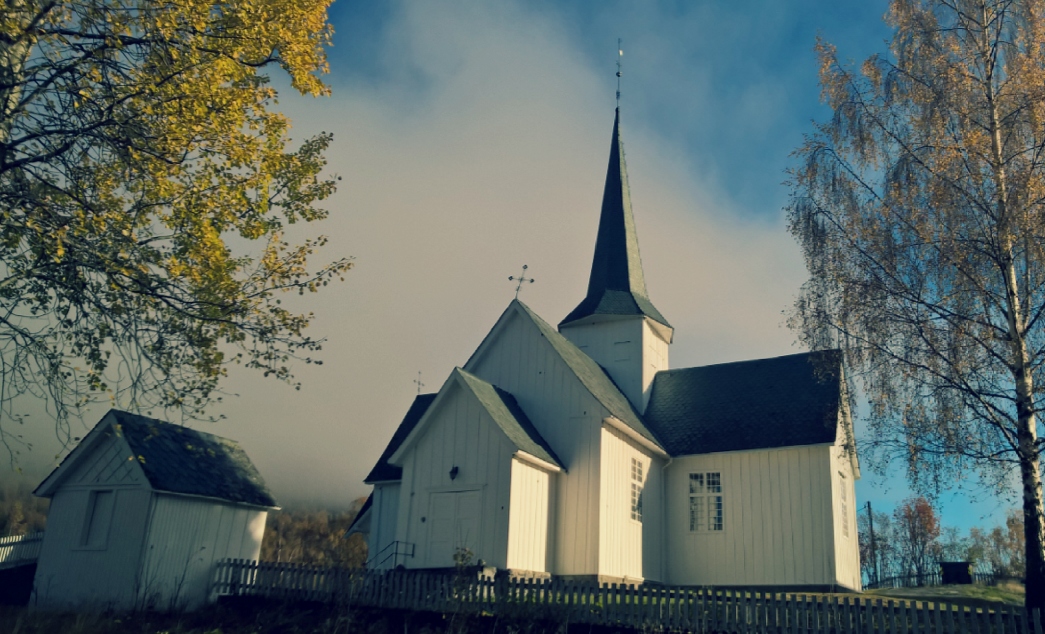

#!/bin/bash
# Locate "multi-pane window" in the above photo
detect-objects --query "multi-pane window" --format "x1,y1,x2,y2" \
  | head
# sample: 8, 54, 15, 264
689, 472, 723, 532
839, 472, 849, 537
630, 458, 643, 522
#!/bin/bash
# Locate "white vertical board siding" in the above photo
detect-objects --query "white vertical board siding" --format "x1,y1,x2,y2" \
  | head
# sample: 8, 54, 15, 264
33, 485, 152, 609
640, 319, 669, 411
830, 443, 862, 590
664, 445, 836, 587
598, 425, 662, 581
61, 430, 146, 488
396, 383, 515, 570
560, 317, 669, 413
506, 458, 552, 572
369, 482, 401, 569
139, 494, 266, 610
560, 318, 652, 413
465, 308, 609, 576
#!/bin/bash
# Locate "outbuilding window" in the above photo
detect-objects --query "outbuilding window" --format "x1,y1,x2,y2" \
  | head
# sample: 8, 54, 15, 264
689, 472, 723, 532
79, 489, 115, 549
630, 458, 643, 522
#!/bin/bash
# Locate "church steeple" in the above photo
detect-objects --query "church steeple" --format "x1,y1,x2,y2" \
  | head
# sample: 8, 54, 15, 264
559, 109, 672, 338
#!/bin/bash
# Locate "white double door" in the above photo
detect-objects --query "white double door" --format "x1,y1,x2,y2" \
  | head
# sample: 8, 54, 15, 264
425, 489, 482, 568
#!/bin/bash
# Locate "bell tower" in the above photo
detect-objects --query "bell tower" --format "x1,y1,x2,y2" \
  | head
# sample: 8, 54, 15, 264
559, 109, 672, 413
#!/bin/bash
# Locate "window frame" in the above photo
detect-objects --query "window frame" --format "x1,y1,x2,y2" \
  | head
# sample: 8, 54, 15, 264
630, 457, 644, 523
839, 471, 849, 538
688, 471, 724, 533
77, 489, 115, 550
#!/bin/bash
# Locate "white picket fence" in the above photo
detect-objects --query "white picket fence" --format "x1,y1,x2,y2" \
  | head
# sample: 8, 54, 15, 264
213, 559, 1043, 633
0, 532, 43, 569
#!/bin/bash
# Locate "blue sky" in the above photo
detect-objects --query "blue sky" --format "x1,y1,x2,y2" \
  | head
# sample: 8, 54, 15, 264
8, 1, 1018, 535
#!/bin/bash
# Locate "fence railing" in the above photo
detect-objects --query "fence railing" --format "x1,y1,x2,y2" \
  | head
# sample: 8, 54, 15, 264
213, 559, 1044, 634
0, 532, 43, 569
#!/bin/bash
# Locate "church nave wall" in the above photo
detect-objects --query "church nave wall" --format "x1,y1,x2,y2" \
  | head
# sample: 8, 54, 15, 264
662, 444, 840, 588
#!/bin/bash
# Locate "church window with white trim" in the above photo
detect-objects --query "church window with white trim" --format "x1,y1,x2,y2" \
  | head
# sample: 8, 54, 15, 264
689, 472, 723, 532
630, 458, 643, 522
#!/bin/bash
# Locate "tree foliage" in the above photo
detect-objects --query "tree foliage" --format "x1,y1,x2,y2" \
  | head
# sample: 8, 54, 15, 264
789, 0, 1045, 608
0, 0, 350, 454
0, 478, 47, 535
260, 503, 367, 568
894, 496, 943, 581
970, 509, 1027, 577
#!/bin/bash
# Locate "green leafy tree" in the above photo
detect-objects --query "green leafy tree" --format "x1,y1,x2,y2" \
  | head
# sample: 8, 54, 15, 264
789, 0, 1045, 609
0, 0, 349, 455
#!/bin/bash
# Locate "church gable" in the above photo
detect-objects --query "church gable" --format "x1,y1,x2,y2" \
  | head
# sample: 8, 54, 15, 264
464, 300, 662, 454
389, 368, 561, 471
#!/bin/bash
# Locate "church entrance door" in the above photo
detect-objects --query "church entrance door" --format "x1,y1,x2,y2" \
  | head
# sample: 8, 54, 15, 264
426, 489, 481, 568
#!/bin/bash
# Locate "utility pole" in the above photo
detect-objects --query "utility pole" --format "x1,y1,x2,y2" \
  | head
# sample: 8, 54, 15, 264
866, 501, 879, 585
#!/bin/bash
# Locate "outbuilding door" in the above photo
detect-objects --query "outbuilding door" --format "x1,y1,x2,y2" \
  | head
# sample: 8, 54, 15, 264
426, 489, 481, 567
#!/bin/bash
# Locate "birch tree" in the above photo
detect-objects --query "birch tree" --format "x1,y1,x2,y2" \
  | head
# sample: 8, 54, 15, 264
0, 0, 349, 455
789, 0, 1045, 608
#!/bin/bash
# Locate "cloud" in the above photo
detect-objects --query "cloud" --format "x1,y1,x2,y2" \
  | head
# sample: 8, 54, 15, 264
11, 0, 810, 507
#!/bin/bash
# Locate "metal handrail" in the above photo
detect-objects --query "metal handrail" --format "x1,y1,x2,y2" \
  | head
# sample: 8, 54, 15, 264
367, 541, 415, 569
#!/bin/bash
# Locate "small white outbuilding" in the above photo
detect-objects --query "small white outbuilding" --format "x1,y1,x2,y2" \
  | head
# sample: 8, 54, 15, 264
32, 409, 277, 611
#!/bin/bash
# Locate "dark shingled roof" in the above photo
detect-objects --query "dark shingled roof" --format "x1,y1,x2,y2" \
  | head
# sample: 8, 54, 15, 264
560, 109, 670, 331
365, 394, 437, 484
455, 369, 563, 469
57, 410, 279, 507
644, 350, 843, 456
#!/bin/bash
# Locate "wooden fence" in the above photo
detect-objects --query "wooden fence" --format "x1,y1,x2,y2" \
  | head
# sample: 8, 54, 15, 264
866, 573, 1001, 591
0, 532, 43, 569
213, 559, 1044, 634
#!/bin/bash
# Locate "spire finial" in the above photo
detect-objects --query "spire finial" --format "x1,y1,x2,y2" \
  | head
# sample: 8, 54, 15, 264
413, 370, 424, 395
616, 38, 623, 108
508, 264, 535, 299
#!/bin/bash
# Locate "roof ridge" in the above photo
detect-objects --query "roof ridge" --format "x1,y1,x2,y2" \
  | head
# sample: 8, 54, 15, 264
658, 349, 841, 374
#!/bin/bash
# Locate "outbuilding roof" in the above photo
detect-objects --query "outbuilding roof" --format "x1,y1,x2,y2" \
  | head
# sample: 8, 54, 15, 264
644, 350, 843, 456
36, 409, 277, 508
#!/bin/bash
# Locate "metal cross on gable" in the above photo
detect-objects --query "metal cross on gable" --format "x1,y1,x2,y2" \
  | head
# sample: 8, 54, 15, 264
413, 371, 424, 395
508, 264, 535, 298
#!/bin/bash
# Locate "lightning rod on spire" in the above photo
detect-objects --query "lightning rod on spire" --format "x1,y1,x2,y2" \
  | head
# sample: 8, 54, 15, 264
616, 39, 623, 108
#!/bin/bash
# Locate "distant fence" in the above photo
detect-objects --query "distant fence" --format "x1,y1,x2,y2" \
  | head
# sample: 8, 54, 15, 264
213, 559, 1044, 634
0, 532, 43, 569
865, 572, 1000, 590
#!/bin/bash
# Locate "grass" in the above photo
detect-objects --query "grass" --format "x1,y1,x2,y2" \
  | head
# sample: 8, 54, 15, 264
864, 581, 1026, 609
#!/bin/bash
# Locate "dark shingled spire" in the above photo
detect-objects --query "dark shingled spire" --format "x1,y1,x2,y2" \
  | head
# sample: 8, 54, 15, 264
560, 109, 670, 331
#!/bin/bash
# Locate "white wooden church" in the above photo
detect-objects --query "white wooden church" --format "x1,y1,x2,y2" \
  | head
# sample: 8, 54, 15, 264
351, 109, 861, 591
